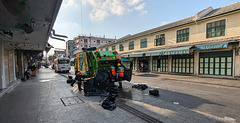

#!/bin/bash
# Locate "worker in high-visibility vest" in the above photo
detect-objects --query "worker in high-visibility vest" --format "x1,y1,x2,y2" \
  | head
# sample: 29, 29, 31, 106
117, 63, 124, 88
108, 63, 116, 82
71, 71, 84, 91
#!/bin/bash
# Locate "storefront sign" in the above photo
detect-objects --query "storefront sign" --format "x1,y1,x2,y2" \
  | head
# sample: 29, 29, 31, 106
194, 42, 229, 50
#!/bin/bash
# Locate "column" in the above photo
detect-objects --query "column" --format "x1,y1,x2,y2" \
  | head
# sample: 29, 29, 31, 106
233, 46, 240, 77
149, 56, 153, 72
194, 51, 199, 75
16, 50, 24, 79
13, 51, 17, 80
168, 55, 172, 73
0, 41, 6, 88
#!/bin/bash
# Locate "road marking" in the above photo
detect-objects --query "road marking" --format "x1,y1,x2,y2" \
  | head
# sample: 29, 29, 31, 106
173, 102, 179, 105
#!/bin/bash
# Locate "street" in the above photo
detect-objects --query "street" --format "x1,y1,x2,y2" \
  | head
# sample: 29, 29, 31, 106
0, 67, 239, 123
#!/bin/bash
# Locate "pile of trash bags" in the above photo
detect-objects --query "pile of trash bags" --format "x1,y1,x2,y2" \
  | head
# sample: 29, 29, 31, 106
132, 84, 148, 91
66, 76, 76, 84
149, 89, 159, 96
101, 85, 118, 111
132, 84, 159, 96
102, 95, 117, 111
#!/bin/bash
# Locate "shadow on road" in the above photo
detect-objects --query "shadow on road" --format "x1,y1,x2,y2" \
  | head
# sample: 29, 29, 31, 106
134, 74, 160, 77
115, 82, 228, 123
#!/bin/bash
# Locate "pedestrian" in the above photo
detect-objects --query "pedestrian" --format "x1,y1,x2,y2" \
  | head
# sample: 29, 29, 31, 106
117, 63, 124, 88
71, 71, 84, 91
108, 63, 116, 82
140, 62, 143, 72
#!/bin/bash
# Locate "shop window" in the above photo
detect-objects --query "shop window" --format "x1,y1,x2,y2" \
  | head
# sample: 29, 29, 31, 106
177, 28, 189, 43
119, 44, 124, 51
140, 38, 147, 48
155, 34, 165, 46
112, 46, 115, 51
105, 47, 108, 51
129, 41, 134, 50
172, 57, 193, 74
159, 59, 168, 72
206, 19, 225, 38
152, 59, 158, 72
199, 56, 232, 76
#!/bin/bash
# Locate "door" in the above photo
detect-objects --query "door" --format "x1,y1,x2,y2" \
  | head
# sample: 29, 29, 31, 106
139, 60, 149, 72
199, 51, 232, 76
172, 57, 194, 74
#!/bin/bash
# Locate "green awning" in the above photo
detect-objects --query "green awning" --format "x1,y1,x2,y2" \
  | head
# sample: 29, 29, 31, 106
194, 42, 229, 50
146, 46, 192, 56
121, 57, 132, 62
129, 51, 146, 57
146, 49, 165, 56
120, 53, 129, 57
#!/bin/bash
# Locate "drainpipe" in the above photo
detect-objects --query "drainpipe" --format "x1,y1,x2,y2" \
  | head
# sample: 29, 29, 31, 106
50, 34, 65, 41
51, 29, 68, 38
233, 48, 235, 78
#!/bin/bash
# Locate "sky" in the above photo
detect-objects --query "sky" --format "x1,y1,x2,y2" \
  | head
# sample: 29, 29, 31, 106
47, 0, 240, 55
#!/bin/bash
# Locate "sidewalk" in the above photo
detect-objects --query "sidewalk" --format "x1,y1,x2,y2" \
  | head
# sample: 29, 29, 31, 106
0, 68, 144, 123
133, 72, 240, 89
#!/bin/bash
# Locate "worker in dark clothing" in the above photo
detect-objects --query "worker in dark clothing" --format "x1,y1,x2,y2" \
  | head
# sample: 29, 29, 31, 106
108, 63, 116, 82
117, 63, 124, 88
71, 71, 84, 91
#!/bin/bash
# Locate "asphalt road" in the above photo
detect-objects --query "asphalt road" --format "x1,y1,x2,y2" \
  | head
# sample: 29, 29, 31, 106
129, 73, 240, 122
66, 67, 240, 122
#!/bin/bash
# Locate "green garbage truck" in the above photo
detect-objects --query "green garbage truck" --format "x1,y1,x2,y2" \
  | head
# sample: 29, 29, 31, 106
74, 47, 132, 91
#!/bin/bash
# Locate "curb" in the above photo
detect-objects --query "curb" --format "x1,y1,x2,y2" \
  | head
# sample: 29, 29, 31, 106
0, 79, 21, 100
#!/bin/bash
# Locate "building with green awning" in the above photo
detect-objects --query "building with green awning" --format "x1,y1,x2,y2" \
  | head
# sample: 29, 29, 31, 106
96, 2, 240, 78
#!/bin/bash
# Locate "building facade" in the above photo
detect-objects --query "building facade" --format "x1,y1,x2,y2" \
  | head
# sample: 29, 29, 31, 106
66, 40, 74, 58
73, 35, 116, 55
54, 50, 66, 58
97, 2, 240, 78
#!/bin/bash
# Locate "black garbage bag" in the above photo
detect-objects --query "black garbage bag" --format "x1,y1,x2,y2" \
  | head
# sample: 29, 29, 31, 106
149, 89, 159, 96
132, 84, 148, 90
123, 68, 132, 82
94, 70, 108, 87
70, 80, 76, 86
102, 96, 116, 111
84, 91, 101, 96
67, 79, 74, 83
84, 79, 95, 93
106, 85, 118, 97
68, 75, 73, 79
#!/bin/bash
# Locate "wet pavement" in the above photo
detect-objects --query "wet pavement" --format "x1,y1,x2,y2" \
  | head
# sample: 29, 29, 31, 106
0, 68, 239, 123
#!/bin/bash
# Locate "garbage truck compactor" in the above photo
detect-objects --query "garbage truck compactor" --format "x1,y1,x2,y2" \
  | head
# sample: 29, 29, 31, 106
74, 47, 132, 91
